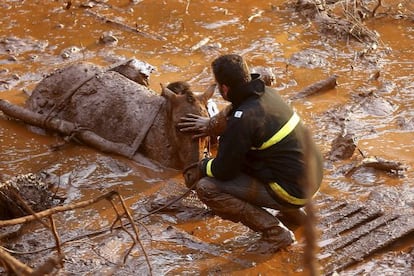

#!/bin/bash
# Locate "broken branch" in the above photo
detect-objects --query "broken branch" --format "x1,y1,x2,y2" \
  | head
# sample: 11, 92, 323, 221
291, 74, 338, 100
345, 156, 406, 177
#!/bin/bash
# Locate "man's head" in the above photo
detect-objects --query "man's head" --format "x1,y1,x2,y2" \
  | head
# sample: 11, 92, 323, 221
211, 54, 251, 101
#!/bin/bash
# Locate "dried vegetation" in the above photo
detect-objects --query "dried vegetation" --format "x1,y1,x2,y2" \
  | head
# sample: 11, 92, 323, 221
294, 0, 414, 45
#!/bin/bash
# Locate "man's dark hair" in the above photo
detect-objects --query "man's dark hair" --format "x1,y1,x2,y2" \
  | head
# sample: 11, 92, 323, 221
211, 54, 251, 88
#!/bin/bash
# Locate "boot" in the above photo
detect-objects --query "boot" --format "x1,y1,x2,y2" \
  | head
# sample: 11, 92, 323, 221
241, 203, 295, 254
276, 208, 307, 230
196, 179, 295, 254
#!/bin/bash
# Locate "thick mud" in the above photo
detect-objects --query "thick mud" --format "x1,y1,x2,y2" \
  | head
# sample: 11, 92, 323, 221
1, 0, 413, 275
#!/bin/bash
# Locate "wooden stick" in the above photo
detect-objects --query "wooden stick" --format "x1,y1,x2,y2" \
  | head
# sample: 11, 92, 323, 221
185, 0, 190, 14
115, 193, 152, 274
0, 246, 34, 274
0, 191, 117, 227
372, 0, 382, 17
49, 216, 62, 256
291, 75, 338, 100
85, 9, 166, 41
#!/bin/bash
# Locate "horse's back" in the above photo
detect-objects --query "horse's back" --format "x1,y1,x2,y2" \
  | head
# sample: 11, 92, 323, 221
26, 62, 164, 146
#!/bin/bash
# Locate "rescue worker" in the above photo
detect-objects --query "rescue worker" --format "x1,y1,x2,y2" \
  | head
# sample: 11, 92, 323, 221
179, 54, 323, 253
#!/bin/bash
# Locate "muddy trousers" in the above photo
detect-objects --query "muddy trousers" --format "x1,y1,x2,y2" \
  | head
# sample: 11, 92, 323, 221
196, 175, 296, 253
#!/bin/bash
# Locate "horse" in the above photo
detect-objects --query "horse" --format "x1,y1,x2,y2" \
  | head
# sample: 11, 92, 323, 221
25, 59, 214, 170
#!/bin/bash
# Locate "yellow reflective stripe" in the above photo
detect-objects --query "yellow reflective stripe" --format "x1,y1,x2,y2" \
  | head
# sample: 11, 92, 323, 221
252, 112, 300, 150
206, 158, 214, 177
269, 182, 308, 205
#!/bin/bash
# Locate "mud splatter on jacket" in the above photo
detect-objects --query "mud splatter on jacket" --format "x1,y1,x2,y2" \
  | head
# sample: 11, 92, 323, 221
200, 75, 323, 201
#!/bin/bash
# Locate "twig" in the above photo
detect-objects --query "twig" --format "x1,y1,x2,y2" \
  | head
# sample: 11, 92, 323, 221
49, 216, 62, 256
114, 193, 152, 274
190, 37, 210, 52
0, 183, 194, 275
185, 0, 190, 14
0, 246, 34, 274
0, 190, 154, 274
8, 189, 51, 230
136, 182, 195, 221
372, 0, 382, 17
85, 9, 167, 41
247, 10, 264, 23
0, 191, 117, 227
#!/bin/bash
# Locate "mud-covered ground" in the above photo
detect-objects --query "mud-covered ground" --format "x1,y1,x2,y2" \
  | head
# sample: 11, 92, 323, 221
1, 1, 413, 275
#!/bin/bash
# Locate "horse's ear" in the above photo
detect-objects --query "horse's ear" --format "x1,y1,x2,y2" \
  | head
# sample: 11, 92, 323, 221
160, 83, 177, 100
196, 84, 216, 104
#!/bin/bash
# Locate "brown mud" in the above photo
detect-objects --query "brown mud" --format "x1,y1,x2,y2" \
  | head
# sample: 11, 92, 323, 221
1, 0, 413, 275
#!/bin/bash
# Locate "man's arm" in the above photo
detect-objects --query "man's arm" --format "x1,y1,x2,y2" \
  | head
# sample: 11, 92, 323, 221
178, 104, 231, 138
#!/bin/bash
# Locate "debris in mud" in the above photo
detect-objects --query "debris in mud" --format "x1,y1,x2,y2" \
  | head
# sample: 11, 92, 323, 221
291, 74, 338, 100
0, 173, 55, 220
288, 49, 330, 69
140, 180, 211, 222
0, 190, 150, 275
327, 133, 356, 161
293, 0, 414, 46
316, 192, 414, 275
0, 36, 48, 56
0, 36, 49, 91
251, 66, 276, 87
85, 9, 167, 41
345, 156, 407, 177
293, 0, 380, 44
60, 46, 83, 59
99, 31, 119, 46
190, 37, 210, 52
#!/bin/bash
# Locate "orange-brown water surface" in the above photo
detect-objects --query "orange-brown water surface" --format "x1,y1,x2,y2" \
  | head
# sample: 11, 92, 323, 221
1, 1, 413, 275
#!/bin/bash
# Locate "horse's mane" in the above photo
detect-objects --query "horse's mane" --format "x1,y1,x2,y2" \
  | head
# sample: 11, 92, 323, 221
167, 81, 196, 104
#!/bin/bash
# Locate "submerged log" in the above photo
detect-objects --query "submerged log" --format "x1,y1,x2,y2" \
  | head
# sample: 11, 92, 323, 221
0, 99, 136, 159
291, 74, 338, 100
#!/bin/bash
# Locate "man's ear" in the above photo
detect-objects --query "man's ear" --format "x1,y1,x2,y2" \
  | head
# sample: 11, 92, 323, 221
219, 84, 230, 100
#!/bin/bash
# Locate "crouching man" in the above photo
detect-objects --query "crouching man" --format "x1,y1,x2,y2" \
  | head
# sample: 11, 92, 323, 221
179, 54, 323, 254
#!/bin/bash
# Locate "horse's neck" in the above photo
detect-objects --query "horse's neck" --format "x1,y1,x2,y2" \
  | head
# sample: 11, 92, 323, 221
144, 104, 176, 163
151, 106, 170, 141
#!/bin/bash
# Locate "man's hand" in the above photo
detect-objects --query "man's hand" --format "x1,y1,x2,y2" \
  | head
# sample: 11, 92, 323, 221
178, 114, 210, 139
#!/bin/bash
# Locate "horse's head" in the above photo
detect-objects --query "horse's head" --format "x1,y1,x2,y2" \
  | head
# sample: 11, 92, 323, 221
161, 82, 214, 169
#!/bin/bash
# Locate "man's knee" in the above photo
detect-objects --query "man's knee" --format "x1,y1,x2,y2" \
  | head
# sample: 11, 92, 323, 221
196, 177, 220, 200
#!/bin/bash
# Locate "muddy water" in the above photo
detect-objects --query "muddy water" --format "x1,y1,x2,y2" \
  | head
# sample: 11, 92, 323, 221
1, 1, 413, 275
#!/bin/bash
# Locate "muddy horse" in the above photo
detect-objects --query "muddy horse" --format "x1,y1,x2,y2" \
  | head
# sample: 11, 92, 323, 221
20, 59, 214, 170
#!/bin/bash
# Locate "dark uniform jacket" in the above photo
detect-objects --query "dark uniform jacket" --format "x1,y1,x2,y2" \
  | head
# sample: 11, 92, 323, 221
200, 74, 323, 203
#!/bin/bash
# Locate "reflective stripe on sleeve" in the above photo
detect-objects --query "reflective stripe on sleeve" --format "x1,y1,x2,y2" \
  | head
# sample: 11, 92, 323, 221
252, 112, 300, 150
206, 158, 214, 177
269, 182, 308, 206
